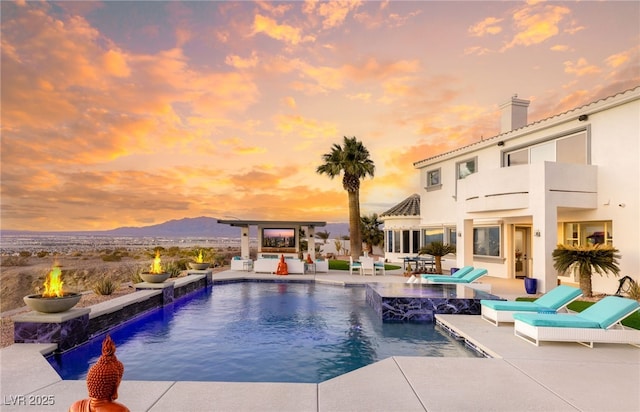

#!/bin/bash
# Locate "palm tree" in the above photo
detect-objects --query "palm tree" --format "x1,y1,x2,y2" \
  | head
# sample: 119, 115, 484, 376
360, 213, 384, 255
552, 243, 621, 297
317, 136, 375, 259
419, 241, 456, 274
315, 230, 331, 244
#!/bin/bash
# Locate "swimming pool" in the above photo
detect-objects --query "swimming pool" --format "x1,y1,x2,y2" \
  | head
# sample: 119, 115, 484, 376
49, 282, 481, 383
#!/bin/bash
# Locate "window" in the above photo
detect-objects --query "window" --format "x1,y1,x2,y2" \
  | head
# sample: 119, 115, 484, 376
402, 230, 410, 254
507, 149, 528, 166
422, 228, 444, 246
447, 227, 457, 247
505, 130, 588, 166
426, 168, 441, 189
473, 226, 501, 257
393, 231, 400, 253
456, 158, 477, 179
386, 231, 393, 253
564, 221, 613, 247
412, 230, 420, 254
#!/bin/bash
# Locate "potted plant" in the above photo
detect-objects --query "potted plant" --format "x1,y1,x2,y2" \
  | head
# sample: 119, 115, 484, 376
419, 241, 456, 274
524, 273, 537, 294
552, 243, 621, 297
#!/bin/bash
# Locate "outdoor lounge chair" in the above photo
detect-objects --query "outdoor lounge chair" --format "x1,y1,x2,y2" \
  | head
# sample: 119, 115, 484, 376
360, 257, 375, 275
513, 295, 640, 348
420, 266, 474, 283
425, 268, 487, 284
481, 285, 582, 326
349, 256, 363, 275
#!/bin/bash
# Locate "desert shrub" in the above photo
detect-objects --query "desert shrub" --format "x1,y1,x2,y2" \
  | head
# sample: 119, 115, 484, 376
165, 246, 181, 257
93, 277, 118, 295
165, 261, 184, 278
0, 256, 29, 267
130, 267, 144, 284
36, 251, 49, 258
19, 251, 32, 258
101, 252, 122, 262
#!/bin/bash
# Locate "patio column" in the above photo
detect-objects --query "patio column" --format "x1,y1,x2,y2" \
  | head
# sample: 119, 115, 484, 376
240, 226, 250, 259
456, 218, 474, 268
530, 162, 558, 293
307, 226, 316, 260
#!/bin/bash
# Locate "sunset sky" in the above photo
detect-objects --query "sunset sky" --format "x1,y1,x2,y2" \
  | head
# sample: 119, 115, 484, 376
1, 1, 638, 231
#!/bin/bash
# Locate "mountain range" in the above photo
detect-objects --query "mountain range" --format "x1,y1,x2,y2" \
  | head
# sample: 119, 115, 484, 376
1, 217, 351, 238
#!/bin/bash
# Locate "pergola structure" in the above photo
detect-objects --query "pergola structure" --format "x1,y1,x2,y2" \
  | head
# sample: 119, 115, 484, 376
216, 219, 326, 260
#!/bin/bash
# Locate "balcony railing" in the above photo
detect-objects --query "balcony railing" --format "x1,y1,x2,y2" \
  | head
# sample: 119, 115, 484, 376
460, 162, 597, 213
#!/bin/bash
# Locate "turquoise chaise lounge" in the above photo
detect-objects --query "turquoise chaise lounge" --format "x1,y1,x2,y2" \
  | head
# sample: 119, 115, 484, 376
480, 285, 582, 326
420, 266, 474, 282
425, 268, 488, 284
513, 295, 640, 348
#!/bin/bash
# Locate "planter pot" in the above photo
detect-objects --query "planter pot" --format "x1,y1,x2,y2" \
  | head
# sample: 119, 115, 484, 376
24, 293, 81, 313
140, 272, 170, 283
524, 278, 538, 294
188, 262, 210, 270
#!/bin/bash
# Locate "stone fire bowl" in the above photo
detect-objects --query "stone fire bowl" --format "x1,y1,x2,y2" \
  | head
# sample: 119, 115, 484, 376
23, 293, 82, 313
188, 262, 210, 270
140, 272, 171, 283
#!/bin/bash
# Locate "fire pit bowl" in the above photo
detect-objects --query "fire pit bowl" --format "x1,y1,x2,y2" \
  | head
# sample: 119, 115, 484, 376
23, 293, 82, 313
188, 262, 210, 270
140, 272, 170, 283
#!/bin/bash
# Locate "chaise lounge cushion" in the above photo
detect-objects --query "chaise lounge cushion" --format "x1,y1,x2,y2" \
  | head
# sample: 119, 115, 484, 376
482, 285, 582, 312
428, 268, 487, 283
513, 296, 640, 329
512, 313, 601, 328
421, 266, 473, 282
532, 285, 583, 309
573, 296, 640, 328
482, 301, 554, 312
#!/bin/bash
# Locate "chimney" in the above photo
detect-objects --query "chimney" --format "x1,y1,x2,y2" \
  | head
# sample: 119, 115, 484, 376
499, 94, 530, 133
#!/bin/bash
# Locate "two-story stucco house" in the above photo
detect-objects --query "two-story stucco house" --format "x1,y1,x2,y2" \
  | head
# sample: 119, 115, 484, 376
388, 86, 639, 294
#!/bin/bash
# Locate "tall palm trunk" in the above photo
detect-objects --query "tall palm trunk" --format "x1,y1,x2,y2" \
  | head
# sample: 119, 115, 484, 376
348, 189, 362, 258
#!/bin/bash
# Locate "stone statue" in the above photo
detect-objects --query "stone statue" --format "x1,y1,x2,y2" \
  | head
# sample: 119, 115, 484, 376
69, 335, 130, 412
276, 254, 288, 275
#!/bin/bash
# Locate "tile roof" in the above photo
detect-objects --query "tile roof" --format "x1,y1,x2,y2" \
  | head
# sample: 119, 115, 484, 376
380, 193, 420, 217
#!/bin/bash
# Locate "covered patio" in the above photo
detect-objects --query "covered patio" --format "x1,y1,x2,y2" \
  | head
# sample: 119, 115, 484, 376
216, 219, 326, 260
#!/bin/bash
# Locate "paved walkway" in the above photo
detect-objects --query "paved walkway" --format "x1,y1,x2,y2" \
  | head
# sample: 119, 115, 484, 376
1, 270, 638, 411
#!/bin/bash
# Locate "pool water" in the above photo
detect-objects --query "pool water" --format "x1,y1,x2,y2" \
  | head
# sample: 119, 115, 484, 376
49, 282, 481, 383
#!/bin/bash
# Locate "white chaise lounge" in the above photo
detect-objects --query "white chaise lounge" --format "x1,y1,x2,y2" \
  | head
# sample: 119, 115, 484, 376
513, 296, 640, 348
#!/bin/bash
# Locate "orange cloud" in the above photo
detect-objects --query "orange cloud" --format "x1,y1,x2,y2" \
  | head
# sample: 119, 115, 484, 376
344, 57, 420, 81
313, 0, 362, 29
252, 14, 315, 45
274, 114, 338, 139
225, 51, 259, 69
503, 3, 570, 50
564, 58, 601, 77
605, 49, 634, 68
468, 17, 504, 37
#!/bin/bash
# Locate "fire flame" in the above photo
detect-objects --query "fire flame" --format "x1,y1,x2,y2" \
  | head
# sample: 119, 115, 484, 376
196, 250, 204, 263
150, 251, 163, 274
43, 265, 64, 297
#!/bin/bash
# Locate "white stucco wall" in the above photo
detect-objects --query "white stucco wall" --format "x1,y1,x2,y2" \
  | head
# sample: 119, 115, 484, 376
413, 88, 639, 294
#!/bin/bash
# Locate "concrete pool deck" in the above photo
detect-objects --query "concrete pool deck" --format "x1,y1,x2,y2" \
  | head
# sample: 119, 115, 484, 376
1, 270, 639, 411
